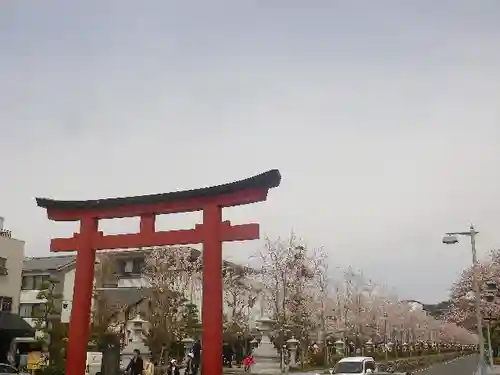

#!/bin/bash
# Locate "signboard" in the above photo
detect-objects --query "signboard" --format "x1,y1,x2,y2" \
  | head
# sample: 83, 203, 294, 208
27, 351, 43, 370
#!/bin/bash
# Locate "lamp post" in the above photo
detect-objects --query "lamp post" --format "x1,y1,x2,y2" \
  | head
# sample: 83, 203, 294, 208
442, 225, 486, 375
381, 312, 389, 361
483, 280, 499, 367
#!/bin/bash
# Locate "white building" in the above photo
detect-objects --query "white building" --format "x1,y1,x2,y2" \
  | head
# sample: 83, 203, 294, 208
20, 248, 264, 335
0, 218, 25, 315
20, 255, 76, 326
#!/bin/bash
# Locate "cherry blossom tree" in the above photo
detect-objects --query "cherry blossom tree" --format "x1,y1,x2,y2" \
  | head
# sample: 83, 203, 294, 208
142, 246, 202, 359
253, 232, 477, 355
446, 249, 500, 328
330, 268, 477, 346
222, 262, 257, 342
256, 234, 319, 353
90, 254, 125, 348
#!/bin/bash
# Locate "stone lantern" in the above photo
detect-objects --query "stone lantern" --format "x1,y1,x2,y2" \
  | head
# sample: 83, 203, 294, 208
122, 314, 150, 364
402, 342, 409, 353
364, 339, 373, 353
251, 316, 281, 374
286, 337, 299, 367
334, 339, 345, 356
129, 314, 147, 343
386, 341, 394, 352
181, 337, 195, 360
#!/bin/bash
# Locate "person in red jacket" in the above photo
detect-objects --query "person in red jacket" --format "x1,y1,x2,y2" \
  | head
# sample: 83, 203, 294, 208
243, 355, 255, 372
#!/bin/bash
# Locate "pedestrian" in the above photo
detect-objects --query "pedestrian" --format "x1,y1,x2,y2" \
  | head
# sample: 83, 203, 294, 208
125, 349, 144, 375
144, 354, 155, 375
243, 354, 255, 372
191, 340, 201, 375
222, 343, 233, 368
184, 353, 195, 375
166, 359, 180, 375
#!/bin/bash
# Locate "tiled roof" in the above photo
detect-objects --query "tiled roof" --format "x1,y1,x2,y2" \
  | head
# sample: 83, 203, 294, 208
23, 255, 76, 272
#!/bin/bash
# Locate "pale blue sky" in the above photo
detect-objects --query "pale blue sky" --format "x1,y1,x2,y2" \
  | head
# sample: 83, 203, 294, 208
1, 1, 500, 302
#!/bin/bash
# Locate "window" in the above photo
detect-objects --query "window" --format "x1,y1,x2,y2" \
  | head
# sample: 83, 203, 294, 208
21, 275, 50, 290
124, 260, 133, 273
0, 257, 7, 275
33, 304, 46, 317
0, 296, 12, 312
365, 361, 375, 372
132, 258, 145, 274
22, 276, 33, 290
117, 260, 126, 274
19, 303, 45, 318
334, 361, 363, 374
34, 275, 50, 289
19, 304, 32, 318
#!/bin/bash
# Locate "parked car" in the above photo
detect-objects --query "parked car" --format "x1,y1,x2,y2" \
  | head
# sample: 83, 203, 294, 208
0, 363, 30, 375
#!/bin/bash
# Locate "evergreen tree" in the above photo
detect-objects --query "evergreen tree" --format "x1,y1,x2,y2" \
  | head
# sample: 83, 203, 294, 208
182, 302, 201, 338
35, 277, 67, 367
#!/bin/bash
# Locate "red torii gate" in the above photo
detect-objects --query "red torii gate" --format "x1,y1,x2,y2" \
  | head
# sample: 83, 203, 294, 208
36, 169, 281, 375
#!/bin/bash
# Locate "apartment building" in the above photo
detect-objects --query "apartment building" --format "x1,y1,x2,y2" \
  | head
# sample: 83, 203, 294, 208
21, 248, 264, 332
0, 218, 25, 315
20, 255, 76, 326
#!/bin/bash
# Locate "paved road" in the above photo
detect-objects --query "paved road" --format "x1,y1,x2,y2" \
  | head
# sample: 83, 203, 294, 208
417, 354, 478, 375
288, 355, 479, 375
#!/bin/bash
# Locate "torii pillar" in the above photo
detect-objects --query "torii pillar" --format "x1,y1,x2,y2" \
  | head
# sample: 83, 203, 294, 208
36, 169, 281, 375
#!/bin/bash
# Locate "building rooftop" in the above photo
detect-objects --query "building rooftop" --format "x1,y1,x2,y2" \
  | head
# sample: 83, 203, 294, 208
100, 287, 153, 308
23, 255, 76, 272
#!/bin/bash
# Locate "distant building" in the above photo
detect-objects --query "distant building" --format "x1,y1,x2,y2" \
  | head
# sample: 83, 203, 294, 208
0, 218, 25, 315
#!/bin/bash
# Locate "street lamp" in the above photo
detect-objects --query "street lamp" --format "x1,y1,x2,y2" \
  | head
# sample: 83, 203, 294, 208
381, 312, 389, 361
442, 224, 486, 375
483, 280, 498, 367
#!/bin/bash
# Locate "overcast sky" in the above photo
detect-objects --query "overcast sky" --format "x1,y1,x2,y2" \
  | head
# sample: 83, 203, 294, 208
1, 1, 499, 303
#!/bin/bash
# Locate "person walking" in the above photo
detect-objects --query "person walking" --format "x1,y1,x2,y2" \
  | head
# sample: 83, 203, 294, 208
125, 349, 144, 375
243, 354, 255, 372
184, 353, 195, 375
191, 340, 201, 375
144, 355, 155, 375
166, 359, 180, 375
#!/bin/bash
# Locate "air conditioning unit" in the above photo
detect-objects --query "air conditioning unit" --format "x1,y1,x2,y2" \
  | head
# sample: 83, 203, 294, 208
0, 267, 7, 276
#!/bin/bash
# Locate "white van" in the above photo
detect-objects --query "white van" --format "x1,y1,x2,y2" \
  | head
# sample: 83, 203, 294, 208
333, 356, 376, 374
